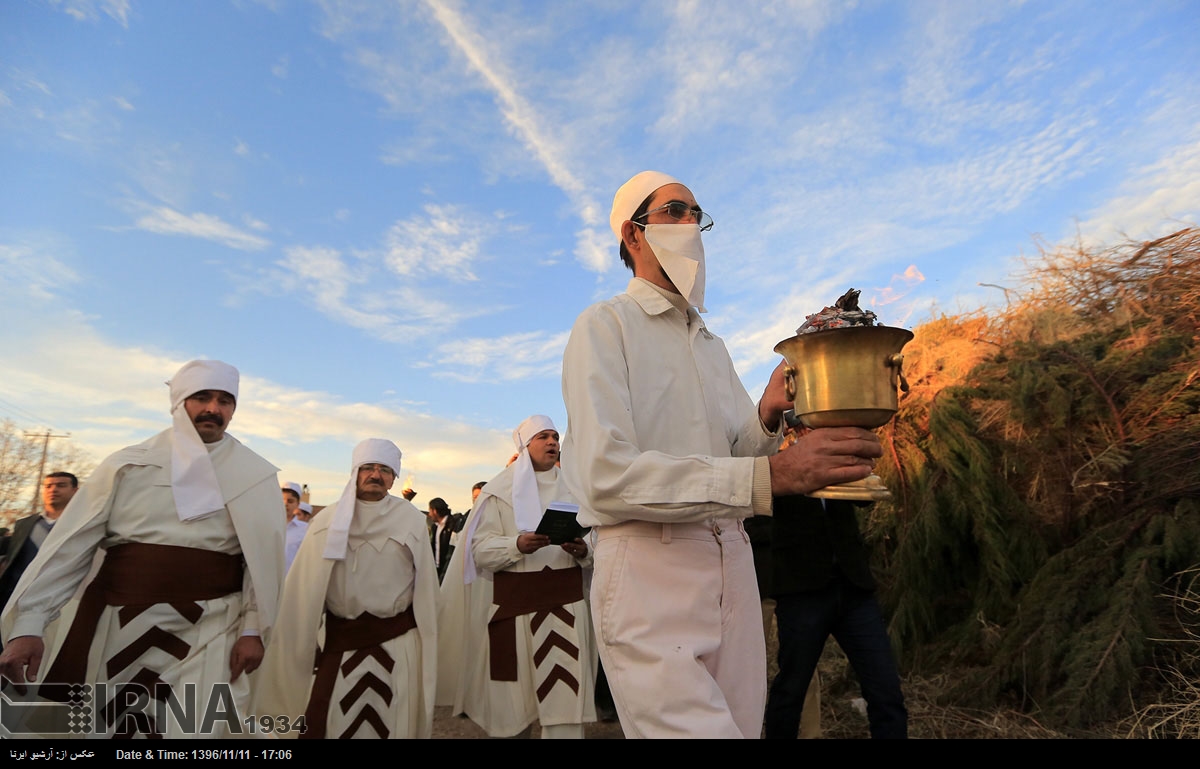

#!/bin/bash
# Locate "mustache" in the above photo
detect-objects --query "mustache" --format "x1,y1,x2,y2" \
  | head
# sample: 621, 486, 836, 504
194, 414, 225, 426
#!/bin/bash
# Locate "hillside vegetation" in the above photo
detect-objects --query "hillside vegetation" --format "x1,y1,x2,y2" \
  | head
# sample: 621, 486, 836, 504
870, 226, 1200, 736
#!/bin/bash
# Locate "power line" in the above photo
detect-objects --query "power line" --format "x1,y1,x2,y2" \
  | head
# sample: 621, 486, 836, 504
0, 394, 59, 430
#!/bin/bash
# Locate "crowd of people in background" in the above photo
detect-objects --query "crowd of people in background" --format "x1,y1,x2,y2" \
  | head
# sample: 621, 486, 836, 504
0, 170, 906, 740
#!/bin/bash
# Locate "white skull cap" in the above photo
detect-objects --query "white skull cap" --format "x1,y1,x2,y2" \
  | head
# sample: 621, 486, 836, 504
323, 438, 402, 560
167, 359, 239, 413
165, 359, 239, 522
609, 171, 682, 242
512, 415, 556, 450
351, 438, 401, 476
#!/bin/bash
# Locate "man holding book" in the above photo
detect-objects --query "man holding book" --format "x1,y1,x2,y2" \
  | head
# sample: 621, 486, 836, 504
460, 414, 597, 738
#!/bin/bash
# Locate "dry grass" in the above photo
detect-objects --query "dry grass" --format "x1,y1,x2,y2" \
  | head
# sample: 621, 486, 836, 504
770, 630, 1072, 739
1115, 566, 1200, 739
765, 563, 1200, 740
765, 611, 1133, 739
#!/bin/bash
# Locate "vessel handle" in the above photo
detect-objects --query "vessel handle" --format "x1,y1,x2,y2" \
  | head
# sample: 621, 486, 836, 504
783, 365, 797, 401
887, 353, 910, 393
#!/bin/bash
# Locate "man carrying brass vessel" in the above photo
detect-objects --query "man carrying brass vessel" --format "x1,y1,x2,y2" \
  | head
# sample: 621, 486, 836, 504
560, 170, 883, 738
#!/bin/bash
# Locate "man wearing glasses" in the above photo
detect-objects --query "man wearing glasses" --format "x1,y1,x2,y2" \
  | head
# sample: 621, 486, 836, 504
561, 171, 882, 738
255, 439, 438, 739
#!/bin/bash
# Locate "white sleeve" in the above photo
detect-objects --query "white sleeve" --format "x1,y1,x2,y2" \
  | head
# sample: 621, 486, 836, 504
560, 304, 768, 525
469, 496, 523, 574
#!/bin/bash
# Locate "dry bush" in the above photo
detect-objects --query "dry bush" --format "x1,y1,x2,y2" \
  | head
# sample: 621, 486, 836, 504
872, 226, 1200, 730
1118, 565, 1200, 738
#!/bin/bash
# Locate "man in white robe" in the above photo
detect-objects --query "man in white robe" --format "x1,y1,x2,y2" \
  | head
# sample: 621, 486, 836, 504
460, 415, 596, 739
253, 439, 437, 739
0, 359, 285, 739
560, 171, 884, 738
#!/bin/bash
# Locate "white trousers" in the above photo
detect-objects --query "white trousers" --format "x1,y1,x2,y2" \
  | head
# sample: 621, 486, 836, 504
590, 519, 766, 739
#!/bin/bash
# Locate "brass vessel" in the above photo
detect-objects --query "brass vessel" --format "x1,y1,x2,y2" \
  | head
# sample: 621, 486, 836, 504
773, 325, 913, 500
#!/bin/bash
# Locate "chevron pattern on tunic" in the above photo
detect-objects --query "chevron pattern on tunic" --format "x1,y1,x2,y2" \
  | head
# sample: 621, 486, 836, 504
97, 602, 200, 739
531, 606, 581, 702
331, 644, 395, 739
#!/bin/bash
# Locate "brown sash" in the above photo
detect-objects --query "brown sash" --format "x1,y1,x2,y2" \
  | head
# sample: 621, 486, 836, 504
488, 565, 583, 681
44, 543, 244, 687
302, 608, 416, 740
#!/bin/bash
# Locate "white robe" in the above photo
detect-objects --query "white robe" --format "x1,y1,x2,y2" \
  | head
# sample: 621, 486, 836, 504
461, 465, 597, 737
1, 429, 285, 739
253, 494, 437, 739
434, 540, 491, 716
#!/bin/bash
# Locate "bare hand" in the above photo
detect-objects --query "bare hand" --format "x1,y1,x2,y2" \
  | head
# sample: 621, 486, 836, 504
560, 537, 588, 559
758, 360, 792, 432
768, 427, 883, 496
0, 635, 45, 690
229, 635, 265, 682
516, 532, 551, 554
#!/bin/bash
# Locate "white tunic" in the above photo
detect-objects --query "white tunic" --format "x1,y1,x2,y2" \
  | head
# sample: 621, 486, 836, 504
253, 494, 437, 740
462, 465, 597, 737
1, 429, 285, 739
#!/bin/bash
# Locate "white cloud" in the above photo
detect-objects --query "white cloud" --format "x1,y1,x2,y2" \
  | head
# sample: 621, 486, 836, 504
0, 310, 513, 511
242, 214, 270, 232
51, 0, 131, 28
380, 136, 448, 166
271, 55, 289, 79
133, 206, 271, 251
419, 0, 610, 271
112, 96, 134, 111
0, 240, 80, 302
234, 139, 251, 157
432, 330, 570, 382
276, 244, 482, 343
317, 2, 616, 274
573, 227, 610, 273
652, 0, 843, 137
384, 203, 486, 280
277, 245, 370, 323
1077, 138, 1200, 247
873, 265, 926, 308
10, 69, 52, 96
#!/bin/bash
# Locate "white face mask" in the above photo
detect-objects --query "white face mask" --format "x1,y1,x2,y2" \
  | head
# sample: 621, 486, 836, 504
642, 223, 707, 313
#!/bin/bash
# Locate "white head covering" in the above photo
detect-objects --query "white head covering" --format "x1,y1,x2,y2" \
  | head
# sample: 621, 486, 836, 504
610, 170, 681, 242
611, 170, 708, 312
282, 481, 302, 498
323, 438, 402, 560
166, 359, 239, 522
299, 501, 312, 515
462, 415, 557, 585
511, 415, 556, 533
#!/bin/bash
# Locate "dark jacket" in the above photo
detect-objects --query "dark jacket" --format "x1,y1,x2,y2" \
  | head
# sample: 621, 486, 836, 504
430, 516, 461, 582
0, 514, 43, 619
769, 495, 876, 598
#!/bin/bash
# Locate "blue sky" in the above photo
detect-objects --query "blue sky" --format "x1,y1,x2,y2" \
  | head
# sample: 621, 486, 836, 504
2, 0, 1197, 513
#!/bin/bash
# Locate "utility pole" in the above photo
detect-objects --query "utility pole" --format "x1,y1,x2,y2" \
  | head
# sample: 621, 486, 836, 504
26, 430, 70, 514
